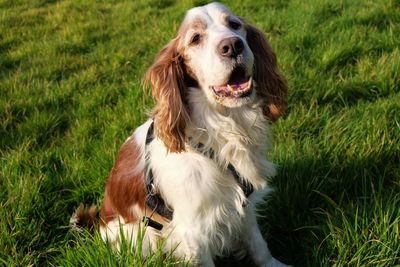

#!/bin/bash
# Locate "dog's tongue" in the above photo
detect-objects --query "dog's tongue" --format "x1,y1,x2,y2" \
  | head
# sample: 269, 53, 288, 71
214, 79, 250, 93
230, 79, 251, 90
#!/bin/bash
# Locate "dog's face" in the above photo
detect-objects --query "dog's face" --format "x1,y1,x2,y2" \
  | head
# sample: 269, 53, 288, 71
179, 3, 255, 107
146, 2, 287, 152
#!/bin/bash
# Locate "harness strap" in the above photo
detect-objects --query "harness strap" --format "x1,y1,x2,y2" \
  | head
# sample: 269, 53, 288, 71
144, 121, 174, 221
143, 120, 255, 229
194, 142, 254, 198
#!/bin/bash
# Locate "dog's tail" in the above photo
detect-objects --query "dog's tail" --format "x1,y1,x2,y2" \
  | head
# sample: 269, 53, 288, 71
69, 203, 98, 231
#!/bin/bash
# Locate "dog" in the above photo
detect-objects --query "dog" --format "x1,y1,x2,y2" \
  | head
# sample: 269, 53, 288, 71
71, 2, 289, 266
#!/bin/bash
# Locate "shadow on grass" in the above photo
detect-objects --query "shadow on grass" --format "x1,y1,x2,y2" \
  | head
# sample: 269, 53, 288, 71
259, 150, 398, 266
213, 149, 400, 266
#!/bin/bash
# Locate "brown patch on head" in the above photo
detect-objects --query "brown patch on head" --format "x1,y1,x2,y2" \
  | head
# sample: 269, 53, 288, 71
222, 13, 235, 26
178, 17, 207, 50
100, 138, 147, 224
178, 16, 207, 36
189, 18, 207, 32
244, 21, 288, 121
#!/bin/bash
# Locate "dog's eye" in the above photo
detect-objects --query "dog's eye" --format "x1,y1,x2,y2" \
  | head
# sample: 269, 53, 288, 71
190, 33, 201, 45
229, 20, 241, 30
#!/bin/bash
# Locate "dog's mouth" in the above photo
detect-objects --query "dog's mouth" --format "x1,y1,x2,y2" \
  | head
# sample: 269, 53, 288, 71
211, 66, 253, 99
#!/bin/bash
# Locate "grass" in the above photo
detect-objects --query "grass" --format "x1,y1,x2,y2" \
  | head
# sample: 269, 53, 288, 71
0, 0, 399, 266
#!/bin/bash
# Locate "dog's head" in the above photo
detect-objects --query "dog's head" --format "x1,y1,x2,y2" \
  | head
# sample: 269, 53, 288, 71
146, 2, 287, 152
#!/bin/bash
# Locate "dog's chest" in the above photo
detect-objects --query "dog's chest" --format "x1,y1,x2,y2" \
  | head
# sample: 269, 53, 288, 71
150, 139, 262, 214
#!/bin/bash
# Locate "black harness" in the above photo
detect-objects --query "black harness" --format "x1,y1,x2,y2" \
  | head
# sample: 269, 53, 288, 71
142, 121, 254, 230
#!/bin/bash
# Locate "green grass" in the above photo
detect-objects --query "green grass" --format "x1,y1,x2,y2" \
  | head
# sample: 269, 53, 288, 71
1, 0, 399, 266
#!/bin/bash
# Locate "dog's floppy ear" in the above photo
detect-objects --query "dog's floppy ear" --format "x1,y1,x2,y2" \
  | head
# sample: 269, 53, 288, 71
245, 22, 287, 122
145, 37, 190, 153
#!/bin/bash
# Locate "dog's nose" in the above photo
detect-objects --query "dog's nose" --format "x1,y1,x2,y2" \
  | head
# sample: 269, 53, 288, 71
218, 37, 244, 58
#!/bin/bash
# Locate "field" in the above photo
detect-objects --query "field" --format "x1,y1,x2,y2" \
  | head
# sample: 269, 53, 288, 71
1, 0, 399, 266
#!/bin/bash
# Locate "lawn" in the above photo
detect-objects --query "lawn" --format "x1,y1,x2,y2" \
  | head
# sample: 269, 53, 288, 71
1, 0, 399, 266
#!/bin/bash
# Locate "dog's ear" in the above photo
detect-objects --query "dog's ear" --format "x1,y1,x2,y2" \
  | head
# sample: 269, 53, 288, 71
245, 22, 288, 122
145, 37, 190, 153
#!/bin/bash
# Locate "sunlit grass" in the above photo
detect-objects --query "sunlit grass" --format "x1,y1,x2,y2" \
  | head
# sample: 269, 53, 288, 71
1, 0, 399, 266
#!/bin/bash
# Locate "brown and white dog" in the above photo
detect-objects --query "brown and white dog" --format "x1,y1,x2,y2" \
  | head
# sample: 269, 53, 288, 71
71, 2, 289, 266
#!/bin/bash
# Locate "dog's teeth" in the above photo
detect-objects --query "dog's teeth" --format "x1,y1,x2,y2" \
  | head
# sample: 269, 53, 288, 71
227, 84, 233, 92
248, 77, 252, 89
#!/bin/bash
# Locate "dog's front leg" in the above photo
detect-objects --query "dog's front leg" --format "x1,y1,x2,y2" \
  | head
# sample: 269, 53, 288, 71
243, 208, 291, 267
